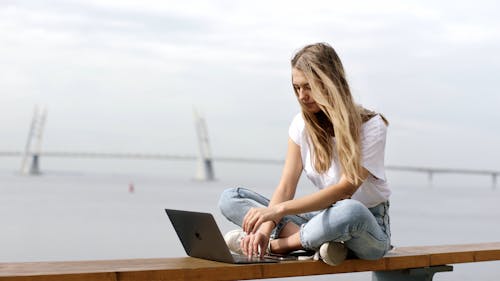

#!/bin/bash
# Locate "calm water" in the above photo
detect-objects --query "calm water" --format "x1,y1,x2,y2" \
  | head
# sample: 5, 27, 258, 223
0, 158, 499, 281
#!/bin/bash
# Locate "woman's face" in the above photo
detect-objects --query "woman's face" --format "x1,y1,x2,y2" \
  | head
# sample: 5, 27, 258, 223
292, 68, 321, 113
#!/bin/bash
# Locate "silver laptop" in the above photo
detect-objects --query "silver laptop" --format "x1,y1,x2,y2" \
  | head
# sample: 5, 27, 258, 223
165, 209, 278, 264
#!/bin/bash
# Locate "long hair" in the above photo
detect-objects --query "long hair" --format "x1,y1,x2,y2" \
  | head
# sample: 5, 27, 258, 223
291, 43, 387, 185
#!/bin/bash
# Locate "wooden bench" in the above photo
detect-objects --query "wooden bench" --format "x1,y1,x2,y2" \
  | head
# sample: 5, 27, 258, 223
1, 242, 499, 281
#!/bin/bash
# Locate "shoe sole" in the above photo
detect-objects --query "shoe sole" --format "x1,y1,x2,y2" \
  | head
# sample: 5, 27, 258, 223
319, 242, 347, 266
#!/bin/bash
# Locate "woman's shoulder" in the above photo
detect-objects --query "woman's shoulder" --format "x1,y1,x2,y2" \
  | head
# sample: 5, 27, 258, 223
361, 114, 387, 141
290, 112, 305, 128
289, 112, 305, 144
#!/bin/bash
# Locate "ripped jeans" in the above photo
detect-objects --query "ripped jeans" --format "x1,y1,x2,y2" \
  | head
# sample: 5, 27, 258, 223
218, 187, 391, 260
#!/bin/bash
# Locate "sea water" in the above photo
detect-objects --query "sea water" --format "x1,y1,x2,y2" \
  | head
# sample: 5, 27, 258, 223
0, 157, 499, 281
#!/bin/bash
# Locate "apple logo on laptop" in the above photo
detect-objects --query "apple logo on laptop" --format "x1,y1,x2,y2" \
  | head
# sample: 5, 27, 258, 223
195, 232, 202, 240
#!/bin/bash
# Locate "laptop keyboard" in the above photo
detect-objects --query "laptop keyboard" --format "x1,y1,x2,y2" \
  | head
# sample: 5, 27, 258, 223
232, 254, 277, 263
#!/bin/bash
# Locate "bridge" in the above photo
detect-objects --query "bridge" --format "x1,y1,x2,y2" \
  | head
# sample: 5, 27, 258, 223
3, 106, 498, 188
0, 150, 498, 189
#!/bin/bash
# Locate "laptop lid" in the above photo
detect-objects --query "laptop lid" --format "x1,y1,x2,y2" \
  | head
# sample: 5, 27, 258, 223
165, 209, 277, 264
165, 209, 237, 263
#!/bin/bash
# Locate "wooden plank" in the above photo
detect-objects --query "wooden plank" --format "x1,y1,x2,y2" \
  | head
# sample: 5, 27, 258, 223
0, 272, 117, 281
431, 251, 474, 265
389, 242, 500, 266
475, 249, 500, 262
1, 242, 500, 280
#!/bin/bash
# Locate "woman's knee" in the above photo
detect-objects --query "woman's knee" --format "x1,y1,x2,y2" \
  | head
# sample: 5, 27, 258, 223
218, 187, 239, 215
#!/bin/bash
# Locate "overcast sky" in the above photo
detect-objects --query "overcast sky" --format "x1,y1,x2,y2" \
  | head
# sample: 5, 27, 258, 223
1, 0, 499, 170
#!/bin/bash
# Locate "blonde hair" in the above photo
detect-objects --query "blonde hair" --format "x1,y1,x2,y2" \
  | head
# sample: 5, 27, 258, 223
291, 43, 387, 185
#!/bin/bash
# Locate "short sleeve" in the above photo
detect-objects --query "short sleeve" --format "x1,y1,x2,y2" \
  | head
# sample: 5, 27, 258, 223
361, 115, 387, 181
288, 113, 304, 146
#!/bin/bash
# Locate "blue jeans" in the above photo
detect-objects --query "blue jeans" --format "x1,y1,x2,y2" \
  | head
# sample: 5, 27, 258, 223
218, 187, 391, 260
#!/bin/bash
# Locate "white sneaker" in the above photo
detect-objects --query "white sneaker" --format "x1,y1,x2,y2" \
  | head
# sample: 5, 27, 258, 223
224, 229, 246, 255
319, 242, 347, 266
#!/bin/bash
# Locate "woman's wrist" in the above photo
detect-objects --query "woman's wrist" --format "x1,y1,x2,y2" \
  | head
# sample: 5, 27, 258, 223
258, 220, 276, 236
257, 204, 285, 235
274, 202, 287, 218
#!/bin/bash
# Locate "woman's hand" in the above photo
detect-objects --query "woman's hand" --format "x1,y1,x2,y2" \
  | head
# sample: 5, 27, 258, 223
243, 206, 281, 234
240, 231, 269, 258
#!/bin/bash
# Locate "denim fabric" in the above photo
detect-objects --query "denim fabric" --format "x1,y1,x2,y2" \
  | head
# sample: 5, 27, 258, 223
218, 187, 391, 260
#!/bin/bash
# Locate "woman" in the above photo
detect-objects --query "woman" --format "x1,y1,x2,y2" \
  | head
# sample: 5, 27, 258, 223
218, 42, 391, 265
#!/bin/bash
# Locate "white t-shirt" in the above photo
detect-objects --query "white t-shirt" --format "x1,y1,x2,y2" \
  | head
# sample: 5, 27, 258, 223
288, 113, 391, 208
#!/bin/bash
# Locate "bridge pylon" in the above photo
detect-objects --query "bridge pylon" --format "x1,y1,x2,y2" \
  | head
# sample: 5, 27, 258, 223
193, 108, 215, 181
20, 105, 47, 175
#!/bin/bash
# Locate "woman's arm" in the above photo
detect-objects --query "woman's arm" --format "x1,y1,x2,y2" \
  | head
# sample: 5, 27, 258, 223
240, 138, 303, 257
253, 138, 303, 235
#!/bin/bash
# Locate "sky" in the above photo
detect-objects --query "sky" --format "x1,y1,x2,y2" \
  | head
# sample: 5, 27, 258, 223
0, 0, 499, 171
